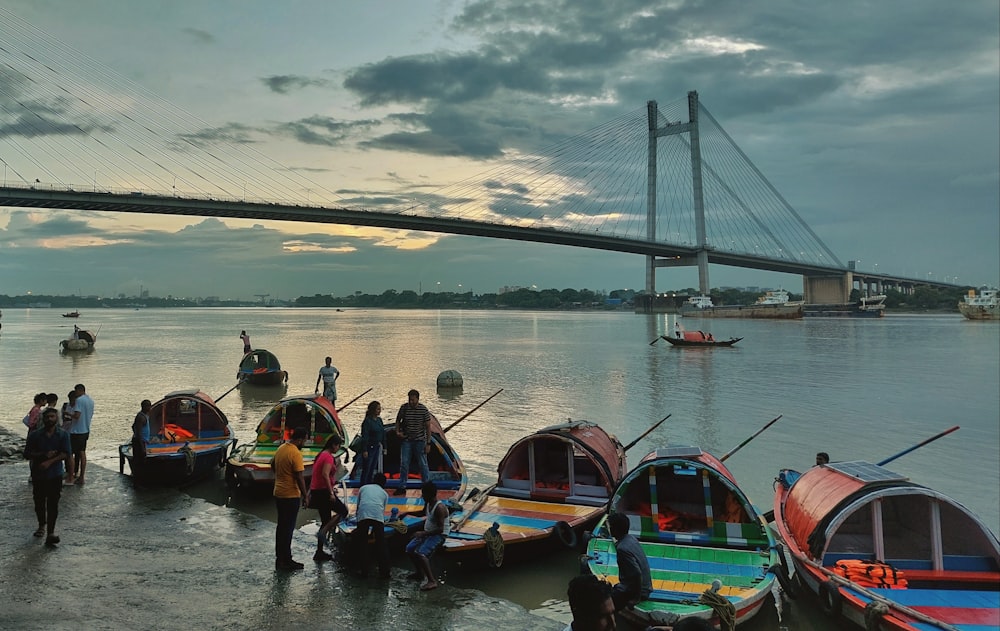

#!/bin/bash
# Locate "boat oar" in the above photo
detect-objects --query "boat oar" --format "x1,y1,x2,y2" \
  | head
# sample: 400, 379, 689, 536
876, 425, 959, 467
336, 387, 373, 413
719, 414, 783, 462
623, 414, 672, 452
451, 483, 497, 532
215, 379, 245, 402
443, 388, 504, 433
649, 336, 662, 345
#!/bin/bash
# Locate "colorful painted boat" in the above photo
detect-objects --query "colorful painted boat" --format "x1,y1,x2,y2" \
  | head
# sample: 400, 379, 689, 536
585, 446, 779, 629
439, 420, 627, 565
773, 461, 1000, 630
118, 389, 237, 485
237, 348, 288, 386
226, 393, 344, 491
337, 414, 467, 542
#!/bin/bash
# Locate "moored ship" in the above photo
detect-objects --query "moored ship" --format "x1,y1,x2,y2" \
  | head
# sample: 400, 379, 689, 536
804, 294, 886, 318
958, 287, 999, 320
680, 289, 803, 319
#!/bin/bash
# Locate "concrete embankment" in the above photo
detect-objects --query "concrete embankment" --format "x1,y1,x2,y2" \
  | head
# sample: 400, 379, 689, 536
0, 427, 556, 631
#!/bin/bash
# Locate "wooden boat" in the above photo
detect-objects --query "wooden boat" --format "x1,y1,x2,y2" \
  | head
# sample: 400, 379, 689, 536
660, 332, 742, 347
118, 389, 237, 485
237, 348, 288, 386
62, 310, 80, 318
439, 420, 627, 564
337, 414, 468, 543
226, 393, 344, 491
60, 328, 97, 350
584, 445, 779, 628
773, 461, 1000, 630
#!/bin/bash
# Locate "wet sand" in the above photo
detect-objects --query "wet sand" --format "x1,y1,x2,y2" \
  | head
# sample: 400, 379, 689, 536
0, 457, 559, 631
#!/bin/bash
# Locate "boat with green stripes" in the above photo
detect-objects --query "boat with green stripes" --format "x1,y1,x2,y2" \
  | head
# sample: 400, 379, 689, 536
584, 446, 780, 628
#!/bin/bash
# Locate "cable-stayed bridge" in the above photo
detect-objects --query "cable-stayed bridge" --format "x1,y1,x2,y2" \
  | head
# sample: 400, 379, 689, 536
0, 11, 954, 303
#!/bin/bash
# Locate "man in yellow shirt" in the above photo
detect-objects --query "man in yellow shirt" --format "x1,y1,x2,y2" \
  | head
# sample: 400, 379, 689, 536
274, 427, 309, 570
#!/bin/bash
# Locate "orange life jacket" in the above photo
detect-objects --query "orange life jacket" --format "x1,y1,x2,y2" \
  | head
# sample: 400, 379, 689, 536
832, 560, 908, 589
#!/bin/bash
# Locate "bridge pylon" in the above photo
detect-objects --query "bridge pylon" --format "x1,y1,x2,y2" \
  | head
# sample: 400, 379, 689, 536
645, 91, 710, 296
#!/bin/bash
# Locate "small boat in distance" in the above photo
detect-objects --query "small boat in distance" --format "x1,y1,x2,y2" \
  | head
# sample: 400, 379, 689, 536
773, 460, 999, 630
118, 389, 237, 485
958, 287, 999, 320
439, 420, 627, 566
660, 331, 742, 347
226, 393, 344, 492
237, 348, 288, 386
62, 310, 80, 318
585, 445, 780, 629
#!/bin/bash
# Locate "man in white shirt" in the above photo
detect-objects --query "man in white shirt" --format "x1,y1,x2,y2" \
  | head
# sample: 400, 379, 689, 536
70, 383, 94, 485
314, 357, 340, 403
352, 473, 390, 578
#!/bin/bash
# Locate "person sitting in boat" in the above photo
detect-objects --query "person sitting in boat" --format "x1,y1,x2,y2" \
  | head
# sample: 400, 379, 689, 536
401, 481, 450, 591
706, 333, 715, 342
815, 451, 830, 466
607, 511, 652, 612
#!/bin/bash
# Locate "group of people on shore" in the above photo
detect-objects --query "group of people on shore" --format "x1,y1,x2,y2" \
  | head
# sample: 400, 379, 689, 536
21, 384, 94, 546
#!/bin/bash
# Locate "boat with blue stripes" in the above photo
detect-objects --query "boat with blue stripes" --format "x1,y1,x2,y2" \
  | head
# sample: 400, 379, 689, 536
584, 446, 780, 629
773, 460, 1000, 630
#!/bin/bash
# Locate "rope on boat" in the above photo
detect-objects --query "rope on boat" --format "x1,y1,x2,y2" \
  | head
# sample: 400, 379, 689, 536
698, 581, 736, 631
387, 520, 408, 534
483, 522, 504, 568
865, 600, 889, 631
179, 444, 195, 477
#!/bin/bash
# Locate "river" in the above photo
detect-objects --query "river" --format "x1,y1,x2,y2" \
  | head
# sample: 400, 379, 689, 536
1, 307, 997, 629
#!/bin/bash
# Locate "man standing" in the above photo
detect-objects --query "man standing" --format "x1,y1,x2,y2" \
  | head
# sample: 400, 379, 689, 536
607, 512, 652, 612
70, 383, 94, 485
131, 399, 152, 468
394, 389, 432, 495
240, 330, 252, 354
273, 427, 309, 570
25, 408, 74, 546
314, 356, 340, 403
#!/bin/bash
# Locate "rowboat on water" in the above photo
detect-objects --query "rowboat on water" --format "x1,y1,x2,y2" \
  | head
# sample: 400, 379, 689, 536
772, 460, 1000, 630
439, 420, 628, 566
336, 413, 468, 544
226, 393, 344, 491
62, 310, 80, 318
237, 348, 288, 386
118, 389, 237, 485
584, 445, 780, 629
659, 332, 742, 347
60, 328, 97, 350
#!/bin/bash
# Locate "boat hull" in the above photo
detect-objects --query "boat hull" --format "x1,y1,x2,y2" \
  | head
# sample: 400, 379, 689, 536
120, 438, 236, 484
241, 370, 287, 385
662, 335, 741, 347
804, 304, 885, 318
958, 303, 1000, 320
681, 303, 802, 319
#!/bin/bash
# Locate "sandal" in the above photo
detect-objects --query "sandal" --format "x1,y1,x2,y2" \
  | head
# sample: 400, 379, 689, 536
419, 581, 439, 591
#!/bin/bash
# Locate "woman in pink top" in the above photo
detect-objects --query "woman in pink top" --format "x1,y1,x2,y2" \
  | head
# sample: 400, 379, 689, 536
23, 392, 47, 435
306, 434, 349, 562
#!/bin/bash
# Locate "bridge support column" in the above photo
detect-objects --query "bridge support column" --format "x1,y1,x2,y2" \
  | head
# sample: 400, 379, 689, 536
803, 274, 851, 304
688, 91, 710, 295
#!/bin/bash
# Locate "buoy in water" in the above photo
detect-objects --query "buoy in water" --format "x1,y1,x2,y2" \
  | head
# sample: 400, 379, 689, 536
436, 370, 463, 388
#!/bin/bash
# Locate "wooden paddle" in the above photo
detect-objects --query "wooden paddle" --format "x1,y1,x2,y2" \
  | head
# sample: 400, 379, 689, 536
215, 379, 245, 402
649, 336, 663, 345
336, 387, 373, 413
450, 483, 497, 532
623, 414, 672, 452
719, 414, 783, 462
876, 425, 959, 466
443, 388, 504, 433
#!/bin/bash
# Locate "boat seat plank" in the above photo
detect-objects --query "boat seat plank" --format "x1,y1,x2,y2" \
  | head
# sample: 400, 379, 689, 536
902, 569, 1000, 584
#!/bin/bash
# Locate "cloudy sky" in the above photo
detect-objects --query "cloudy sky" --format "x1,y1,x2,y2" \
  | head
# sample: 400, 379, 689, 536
0, 0, 997, 300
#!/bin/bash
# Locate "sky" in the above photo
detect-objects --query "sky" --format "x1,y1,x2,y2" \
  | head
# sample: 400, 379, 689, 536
0, 0, 997, 300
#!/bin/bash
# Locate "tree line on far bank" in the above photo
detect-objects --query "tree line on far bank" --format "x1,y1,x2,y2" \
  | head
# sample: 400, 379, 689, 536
0, 285, 975, 311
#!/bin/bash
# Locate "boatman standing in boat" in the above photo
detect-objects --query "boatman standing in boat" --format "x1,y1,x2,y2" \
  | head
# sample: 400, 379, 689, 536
314, 356, 340, 403
240, 330, 252, 354
674, 320, 683, 339
394, 389, 432, 495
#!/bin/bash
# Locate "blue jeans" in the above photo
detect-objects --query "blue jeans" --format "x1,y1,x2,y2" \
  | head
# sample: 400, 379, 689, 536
274, 496, 300, 562
398, 439, 429, 487
360, 444, 382, 486
406, 533, 444, 558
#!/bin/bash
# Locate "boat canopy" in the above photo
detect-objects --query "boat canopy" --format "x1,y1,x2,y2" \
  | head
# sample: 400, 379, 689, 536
255, 394, 343, 442
609, 447, 768, 549
151, 390, 230, 439
239, 349, 282, 374
784, 461, 1000, 572
494, 420, 626, 506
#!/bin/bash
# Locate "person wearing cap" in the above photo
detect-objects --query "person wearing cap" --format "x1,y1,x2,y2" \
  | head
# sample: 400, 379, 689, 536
273, 427, 309, 570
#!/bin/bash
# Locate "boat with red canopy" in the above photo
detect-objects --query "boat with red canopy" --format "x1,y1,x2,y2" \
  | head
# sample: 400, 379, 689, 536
773, 460, 1000, 630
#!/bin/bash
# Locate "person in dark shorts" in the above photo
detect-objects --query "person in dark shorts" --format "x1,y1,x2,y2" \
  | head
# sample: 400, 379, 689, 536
307, 434, 349, 562
70, 383, 94, 484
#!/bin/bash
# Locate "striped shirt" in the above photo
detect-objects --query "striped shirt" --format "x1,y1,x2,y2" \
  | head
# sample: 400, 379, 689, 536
396, 403, 430, 442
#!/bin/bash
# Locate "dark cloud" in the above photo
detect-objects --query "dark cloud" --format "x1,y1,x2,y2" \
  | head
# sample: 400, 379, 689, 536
274, 115, 380, 147
261, 75, 335, 94
181, 27, 214, 45
176, 123, 261, 148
